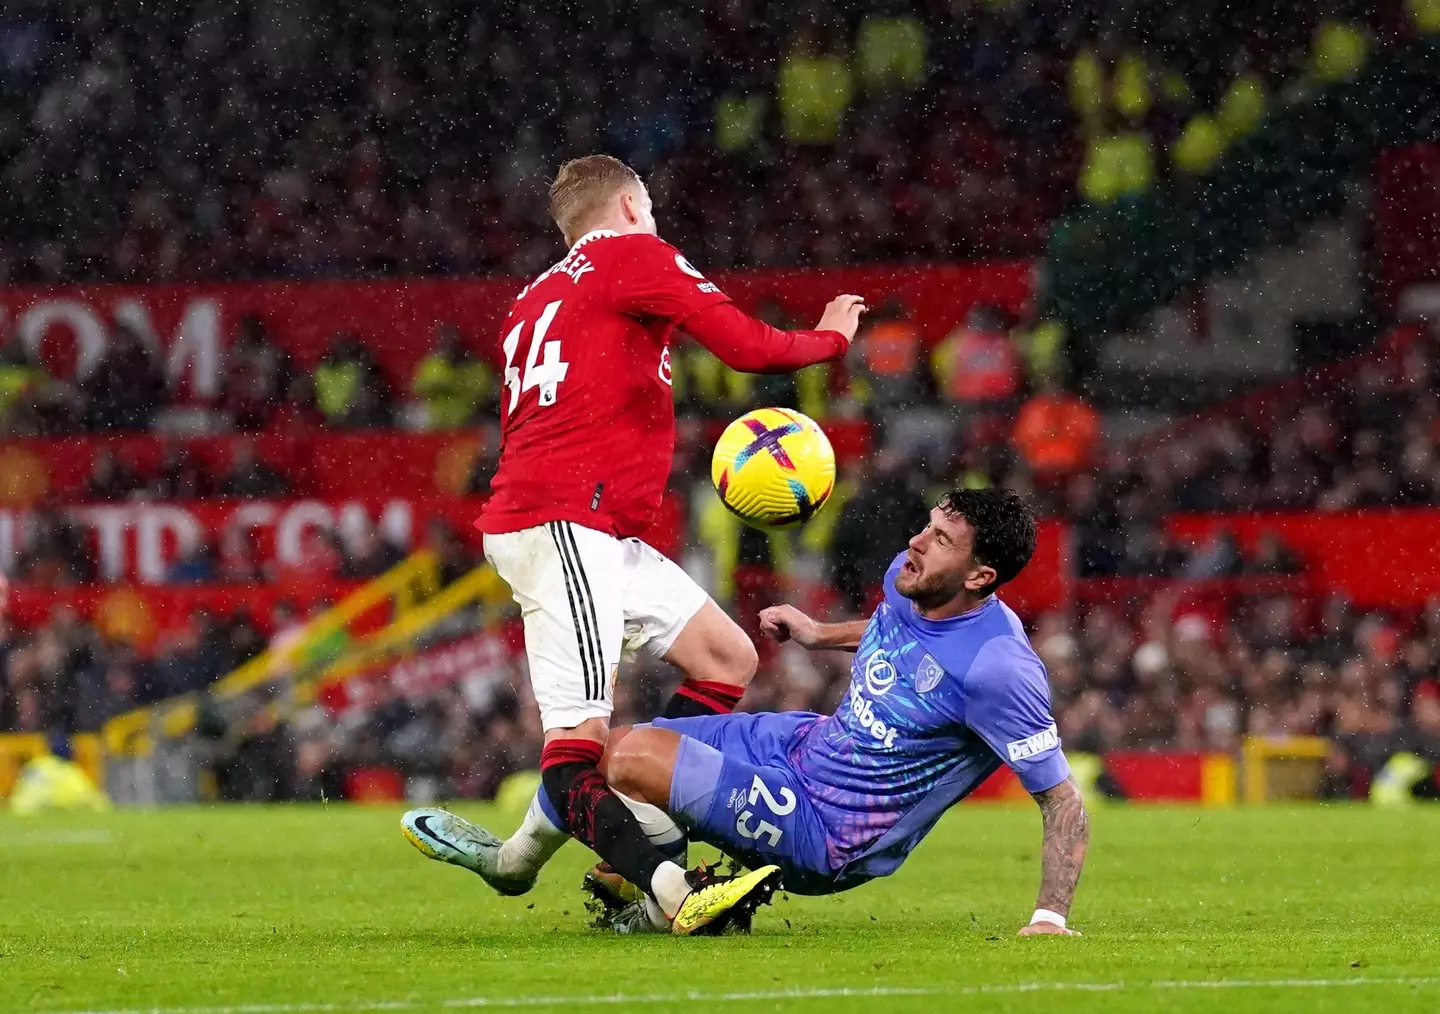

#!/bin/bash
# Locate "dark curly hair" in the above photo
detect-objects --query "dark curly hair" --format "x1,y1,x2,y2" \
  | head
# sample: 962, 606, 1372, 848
938, 487, 1037, 595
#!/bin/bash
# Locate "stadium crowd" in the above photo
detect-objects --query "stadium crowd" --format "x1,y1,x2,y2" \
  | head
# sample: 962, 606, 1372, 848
6, 311, 1439, 590
4, 1, 1438, 805
139, 579, 1440, 803
0, 1, 1415, 284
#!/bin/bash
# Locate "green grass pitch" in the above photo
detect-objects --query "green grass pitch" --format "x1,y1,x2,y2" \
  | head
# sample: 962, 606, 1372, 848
3, 803, 1438, 1014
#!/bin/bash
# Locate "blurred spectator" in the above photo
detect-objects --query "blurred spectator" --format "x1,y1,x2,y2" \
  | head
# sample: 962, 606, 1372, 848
828, 454, 929, 611
410, 324, 494, 430
313, 334, 391, 429
425, 519, 479, 586
154, 610, 236, 697
1247, 532, 1304, 575
79, 322, 166, 432
218, 527, 266, 584
270, 528, 343, 586
267, 375, 325, 432
340, 523, 406, 581
74, 644, 153, 730
1011, 378, 1101, 477
1183, 529, 1244, 578
149, 443, 213, 500
217, 440, 289, 499
166, 540, 219, 585
221, 315, 295, 431
16, 511, 95, 585
83, 450, 143, 501
778, 29, 853, 145
0, 337, 62, 435
853, 300, 925, 418
931, 304, 1023, 413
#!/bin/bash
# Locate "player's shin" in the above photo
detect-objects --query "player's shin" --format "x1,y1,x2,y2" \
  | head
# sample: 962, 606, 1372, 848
615, 791, 687, 864
497, 788, 687, 881
540, 739, 692, 917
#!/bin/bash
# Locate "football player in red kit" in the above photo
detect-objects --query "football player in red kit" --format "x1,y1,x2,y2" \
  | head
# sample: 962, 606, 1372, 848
402, 155, 865, 933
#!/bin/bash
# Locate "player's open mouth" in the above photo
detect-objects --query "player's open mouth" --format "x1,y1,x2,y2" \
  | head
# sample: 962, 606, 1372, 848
902, 557, 918, 574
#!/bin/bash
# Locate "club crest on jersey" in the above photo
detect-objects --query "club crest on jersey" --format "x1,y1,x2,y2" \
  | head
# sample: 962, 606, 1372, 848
674, 253, 706, 279
915, 655, 946, 694
863, 652, 898, 696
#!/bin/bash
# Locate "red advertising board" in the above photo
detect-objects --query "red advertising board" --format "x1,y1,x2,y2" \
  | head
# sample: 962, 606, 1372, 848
1167, 510, 1440, 608
0, 262, 1033, 400
0, 422, 874, 506
0, 496, 490, 585
2, 582, 350, 643
999, 520, 1070, 616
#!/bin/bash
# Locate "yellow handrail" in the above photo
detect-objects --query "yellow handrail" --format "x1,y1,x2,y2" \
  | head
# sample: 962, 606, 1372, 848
99, 551, 442, 755
301, 565, 509, 699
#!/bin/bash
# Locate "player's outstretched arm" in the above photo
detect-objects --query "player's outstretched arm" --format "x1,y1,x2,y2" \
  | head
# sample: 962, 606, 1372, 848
1020, 775, 1089, 937
759, 605, 867, 652
681, 295, 864, 375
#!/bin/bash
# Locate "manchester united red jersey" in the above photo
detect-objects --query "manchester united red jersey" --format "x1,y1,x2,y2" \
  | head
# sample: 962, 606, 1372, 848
476, 230, 731, 540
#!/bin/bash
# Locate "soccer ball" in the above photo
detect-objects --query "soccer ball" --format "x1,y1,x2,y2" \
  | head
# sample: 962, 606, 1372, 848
711, 407, 836, 528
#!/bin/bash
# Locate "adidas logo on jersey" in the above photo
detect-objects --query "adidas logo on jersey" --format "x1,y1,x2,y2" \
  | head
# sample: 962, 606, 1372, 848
848, 691, 900, 749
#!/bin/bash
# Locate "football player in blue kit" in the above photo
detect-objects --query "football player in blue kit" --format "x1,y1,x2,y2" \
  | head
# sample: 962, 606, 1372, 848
403, 488, 1088, 936
593, 487, 1089, 935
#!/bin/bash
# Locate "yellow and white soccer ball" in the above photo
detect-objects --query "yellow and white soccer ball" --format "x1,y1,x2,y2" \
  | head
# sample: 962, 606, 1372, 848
711, 407, 836, 528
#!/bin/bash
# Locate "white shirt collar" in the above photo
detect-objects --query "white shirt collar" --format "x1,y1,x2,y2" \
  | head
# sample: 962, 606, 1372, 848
569, 229, 619, 252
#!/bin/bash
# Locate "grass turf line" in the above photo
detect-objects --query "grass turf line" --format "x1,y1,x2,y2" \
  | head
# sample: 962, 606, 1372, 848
1, 803, 1438, 1014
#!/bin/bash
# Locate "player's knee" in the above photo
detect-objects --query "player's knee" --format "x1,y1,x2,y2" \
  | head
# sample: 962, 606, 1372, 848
707, 613, 758, 686
606, 728, 667, 806
725, 632, 760, 686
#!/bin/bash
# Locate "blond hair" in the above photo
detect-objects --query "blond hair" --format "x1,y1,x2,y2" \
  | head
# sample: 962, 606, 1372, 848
548, 155, 643, 243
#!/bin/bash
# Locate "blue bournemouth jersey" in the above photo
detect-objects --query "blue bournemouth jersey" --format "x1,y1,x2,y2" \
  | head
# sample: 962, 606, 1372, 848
788, 553, 1069, 886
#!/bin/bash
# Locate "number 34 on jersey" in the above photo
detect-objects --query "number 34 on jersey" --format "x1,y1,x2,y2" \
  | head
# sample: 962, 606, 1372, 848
502, 299, 570, 409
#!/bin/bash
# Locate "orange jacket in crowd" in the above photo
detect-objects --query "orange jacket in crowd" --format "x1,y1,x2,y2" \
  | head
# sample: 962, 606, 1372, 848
860, 319, 922, 377
1012, 390, 1101, 474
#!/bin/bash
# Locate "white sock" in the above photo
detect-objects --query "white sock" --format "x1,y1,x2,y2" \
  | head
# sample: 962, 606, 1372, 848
495, 792, 569, 878
615, 791, 688, 865
642, 895, 670, 930
650, 861, 692, 919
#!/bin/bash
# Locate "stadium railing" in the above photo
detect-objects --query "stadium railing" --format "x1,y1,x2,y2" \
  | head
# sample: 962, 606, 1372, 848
98, 549, 444, 759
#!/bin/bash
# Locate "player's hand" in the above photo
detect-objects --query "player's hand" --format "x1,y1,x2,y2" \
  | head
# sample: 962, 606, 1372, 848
816, 294, 867, 344
759, 604, 822, 649
1017, 922, 1081, 937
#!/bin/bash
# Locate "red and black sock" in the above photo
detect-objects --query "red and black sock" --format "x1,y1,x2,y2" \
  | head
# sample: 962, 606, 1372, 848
539, 739, 669, 892
661, 677, 745, 720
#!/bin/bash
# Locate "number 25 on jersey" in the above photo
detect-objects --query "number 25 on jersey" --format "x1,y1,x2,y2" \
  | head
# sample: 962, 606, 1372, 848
503, 299, 571, 410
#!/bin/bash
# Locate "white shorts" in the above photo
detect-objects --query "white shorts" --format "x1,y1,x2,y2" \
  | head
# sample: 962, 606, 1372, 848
482, 521, 710, 732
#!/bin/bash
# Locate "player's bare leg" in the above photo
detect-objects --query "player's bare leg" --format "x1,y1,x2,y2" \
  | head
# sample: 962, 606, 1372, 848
492, 725, 687, 887
586, 724, 779, 935
605, 724, 683, 806
657, 600, 758, 719
494, 599, 750, 884
529, 717, 693, 918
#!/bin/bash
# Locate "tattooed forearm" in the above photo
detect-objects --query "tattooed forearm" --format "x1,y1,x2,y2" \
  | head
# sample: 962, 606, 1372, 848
1032, 775, 1090, 916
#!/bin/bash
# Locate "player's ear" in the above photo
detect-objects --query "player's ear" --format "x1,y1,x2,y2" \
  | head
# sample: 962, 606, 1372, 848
965, 564, 997, 593
619, 189, 641, 227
